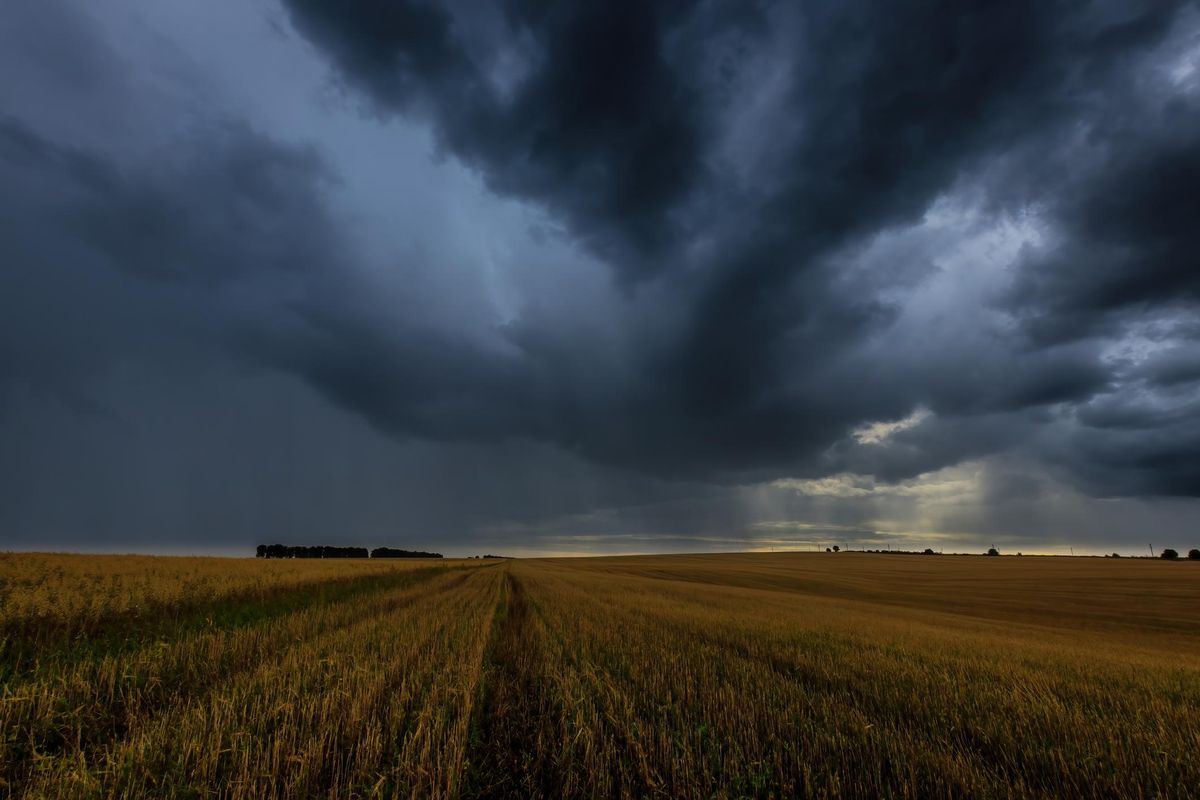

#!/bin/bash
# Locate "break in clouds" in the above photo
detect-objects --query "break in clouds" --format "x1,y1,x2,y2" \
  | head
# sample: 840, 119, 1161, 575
1, 0, 1198, 555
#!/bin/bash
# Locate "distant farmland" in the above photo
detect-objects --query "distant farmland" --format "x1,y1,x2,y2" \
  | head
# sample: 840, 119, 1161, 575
1, 552, 1197, 798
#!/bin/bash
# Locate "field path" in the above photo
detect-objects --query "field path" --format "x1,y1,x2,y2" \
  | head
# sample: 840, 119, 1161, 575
461, 570, 573, 798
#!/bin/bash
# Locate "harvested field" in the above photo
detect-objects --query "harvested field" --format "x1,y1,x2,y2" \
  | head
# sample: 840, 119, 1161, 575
2, 552, 1197, 798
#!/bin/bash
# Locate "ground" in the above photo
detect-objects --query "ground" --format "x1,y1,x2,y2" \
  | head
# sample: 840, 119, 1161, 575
1, 551, 1197, 798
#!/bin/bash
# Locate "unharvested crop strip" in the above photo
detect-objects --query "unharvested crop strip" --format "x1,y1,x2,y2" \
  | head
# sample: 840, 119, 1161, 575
0, 568, 480, 794
0, 563, 475, 681
21, 569, 501, 798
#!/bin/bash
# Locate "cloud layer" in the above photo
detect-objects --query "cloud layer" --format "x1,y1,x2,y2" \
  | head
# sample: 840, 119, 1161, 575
279, 0, 1200, 493
1, 0, 1197, 553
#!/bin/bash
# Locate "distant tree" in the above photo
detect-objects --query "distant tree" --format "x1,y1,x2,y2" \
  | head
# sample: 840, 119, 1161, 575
825, 547, 832, 553
256, 544, 369, 558
1112, 552, 1121, 558
832, 545, 840, 553
1160, 548, 1179, 560
371, 547, 443, 559
986, 548, 999, 557
922, 548, 936, 555
1188, 549, 1200, 561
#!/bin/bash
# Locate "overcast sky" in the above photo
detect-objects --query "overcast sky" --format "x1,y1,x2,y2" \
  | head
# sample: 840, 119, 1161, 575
2, 0, 1198, 556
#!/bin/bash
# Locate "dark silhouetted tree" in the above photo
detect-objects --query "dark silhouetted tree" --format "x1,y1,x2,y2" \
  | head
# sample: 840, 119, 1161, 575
832, 545, 840, 553
370, 547, 442, 559
256, 544, 369, 558
1188, 549, 1200, 560
1160, 548, 1179, 560
986, 548, 999, 557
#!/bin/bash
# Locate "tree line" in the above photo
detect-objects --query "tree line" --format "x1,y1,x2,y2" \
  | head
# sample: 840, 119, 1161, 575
255, 545, 442, 559
1159, 548, 1200, 561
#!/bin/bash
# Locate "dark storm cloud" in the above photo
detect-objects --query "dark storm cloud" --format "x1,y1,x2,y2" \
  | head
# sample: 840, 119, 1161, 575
1009, 104, 1200, 343
1137, 346, 1200, 388
0, 109, 540, 451
284, 0, 753, 279
278, 0, 1199, 495
3, 0, 1200, 555
1005, 91, 1200, 497
0, 114, 336, 416
0, 116, 337, 286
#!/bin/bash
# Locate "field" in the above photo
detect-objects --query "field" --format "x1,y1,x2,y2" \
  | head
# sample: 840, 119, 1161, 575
1, 552, 1197, 798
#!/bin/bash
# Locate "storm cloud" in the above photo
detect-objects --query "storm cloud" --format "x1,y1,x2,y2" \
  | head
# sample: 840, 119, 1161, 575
1, 0, 1198, 554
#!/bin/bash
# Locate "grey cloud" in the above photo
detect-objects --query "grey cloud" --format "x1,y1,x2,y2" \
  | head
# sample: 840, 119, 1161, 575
1, 117, 338, 286
284, 0, 726, 281
273, 0, 1199, 498
2, 0, 1200, 556
1009, 106, 1200, 344
1136, 347, 1200, 388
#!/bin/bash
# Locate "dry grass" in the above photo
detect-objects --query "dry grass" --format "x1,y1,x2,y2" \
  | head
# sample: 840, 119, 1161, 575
0, 553, 464, 643
2, 551, 1197, 798
486, 553, 1200, 798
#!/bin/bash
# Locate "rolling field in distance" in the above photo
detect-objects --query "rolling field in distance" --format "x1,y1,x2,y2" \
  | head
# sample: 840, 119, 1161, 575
1, 552, 1197, 798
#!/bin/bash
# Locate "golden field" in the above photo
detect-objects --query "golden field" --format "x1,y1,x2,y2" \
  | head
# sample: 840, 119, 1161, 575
1, 552, 1197, 798
0, 553, 466, 641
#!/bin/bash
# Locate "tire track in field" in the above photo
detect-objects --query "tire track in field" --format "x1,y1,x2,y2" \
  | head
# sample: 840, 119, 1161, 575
461, 570, 578, 799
